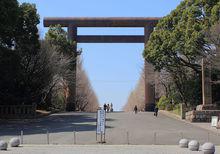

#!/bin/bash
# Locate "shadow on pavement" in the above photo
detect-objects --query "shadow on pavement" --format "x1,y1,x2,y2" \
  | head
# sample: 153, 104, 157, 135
0, 113, 114, 136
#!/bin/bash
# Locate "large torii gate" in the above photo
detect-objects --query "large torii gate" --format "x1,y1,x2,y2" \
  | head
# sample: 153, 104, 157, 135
44, 17, 160, 111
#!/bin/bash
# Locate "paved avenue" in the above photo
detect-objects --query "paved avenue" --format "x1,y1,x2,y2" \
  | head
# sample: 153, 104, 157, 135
0, 112, 220, 145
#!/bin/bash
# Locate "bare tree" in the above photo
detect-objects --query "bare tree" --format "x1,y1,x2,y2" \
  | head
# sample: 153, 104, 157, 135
123, 66, 170, 112
75, 57, 99, 112
123, 69, 146, 112
37, 41, 74, 111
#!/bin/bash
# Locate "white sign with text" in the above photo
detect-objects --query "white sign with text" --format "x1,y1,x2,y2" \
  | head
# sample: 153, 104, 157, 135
211, 116, 218, 127
97, 109, 106, 134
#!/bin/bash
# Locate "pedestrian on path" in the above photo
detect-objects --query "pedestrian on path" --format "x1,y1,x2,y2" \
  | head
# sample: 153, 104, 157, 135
134, 105, 138, 114
110, 103, 113, 112
107, 104, 110, 112
103, 104, 107, 111
154, 105, 159, 117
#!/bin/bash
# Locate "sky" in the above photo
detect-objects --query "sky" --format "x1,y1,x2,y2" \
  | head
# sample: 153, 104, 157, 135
18, 0, 182, 111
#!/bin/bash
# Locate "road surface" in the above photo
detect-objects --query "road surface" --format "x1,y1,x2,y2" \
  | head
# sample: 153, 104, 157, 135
2, 145, 220, 154
0, 111, 220, 145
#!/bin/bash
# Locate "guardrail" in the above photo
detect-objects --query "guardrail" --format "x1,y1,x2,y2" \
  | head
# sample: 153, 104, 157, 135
0, 105, 36, 119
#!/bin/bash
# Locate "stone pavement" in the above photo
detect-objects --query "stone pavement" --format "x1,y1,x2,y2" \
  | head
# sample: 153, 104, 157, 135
2, 145, 220, 154
160, 110, 220, 134
1, 112, 220, 145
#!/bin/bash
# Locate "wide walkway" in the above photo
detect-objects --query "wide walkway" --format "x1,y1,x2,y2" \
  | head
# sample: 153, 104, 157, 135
0, 112, 220, 145
2, 145, 220, 154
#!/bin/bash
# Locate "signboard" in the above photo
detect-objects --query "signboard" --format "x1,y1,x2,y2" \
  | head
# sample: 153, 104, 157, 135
97, 109, 106, 134
211, 116, 218, 127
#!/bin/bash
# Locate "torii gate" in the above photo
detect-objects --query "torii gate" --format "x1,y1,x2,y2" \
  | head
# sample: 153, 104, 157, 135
43, 17, 160, 111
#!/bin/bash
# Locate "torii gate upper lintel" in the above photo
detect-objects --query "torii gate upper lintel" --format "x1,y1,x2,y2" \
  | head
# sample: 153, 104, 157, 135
43, 17, 161, 111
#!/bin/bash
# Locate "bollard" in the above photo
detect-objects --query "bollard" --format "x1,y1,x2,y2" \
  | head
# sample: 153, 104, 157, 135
0, 140, 7, 150
180, 132, 183, 139
179, 139, 189, 148
73, 131, 76, 144
9, 137, 20, 147
202, 142, 215, 154
101, 132, 103, 143
207, 132, 210, 142
154, 132, 157, 145
46, 130, 49, 144
104, 132, 106, 143
20, 130, 23, 144
126, 131, 129, 145
188, 140, 200, 151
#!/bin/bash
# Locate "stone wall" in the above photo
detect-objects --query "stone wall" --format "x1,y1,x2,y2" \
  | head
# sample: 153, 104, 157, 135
0, 105, 36, 119
186, 110, 220, 122
196, 104, 220, 111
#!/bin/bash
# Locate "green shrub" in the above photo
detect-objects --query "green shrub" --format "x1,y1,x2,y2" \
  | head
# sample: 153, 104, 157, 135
50, 93, 66, 112
157, 95, 177, 111
157, 96, 169, 110
172, 104, 181, 115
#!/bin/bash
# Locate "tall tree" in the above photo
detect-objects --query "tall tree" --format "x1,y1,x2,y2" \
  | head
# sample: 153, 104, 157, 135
45, 25, 99, 111
0, 2, 41, 105
45, 25, 75, 56
144, 0, 220, 72
15, 3, 40, 53
0, 0, 19, 48
45, 25, 77, 111
15, 3, 41, 105
206, 22, 220, 104
76, 58, 99, 112
206, 22, 220, 69
143, 0, 219, 106
123, 69, 146, 112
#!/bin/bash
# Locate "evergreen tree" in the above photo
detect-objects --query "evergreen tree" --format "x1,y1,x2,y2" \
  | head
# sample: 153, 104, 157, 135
143, 0, 220, 106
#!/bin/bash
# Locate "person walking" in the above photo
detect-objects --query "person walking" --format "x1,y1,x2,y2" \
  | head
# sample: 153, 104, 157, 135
154, 105, 159, 117
107, 104, 110, 112
134, 105, 138, 114
110, 103, 113, 112
103, 104, 107, 111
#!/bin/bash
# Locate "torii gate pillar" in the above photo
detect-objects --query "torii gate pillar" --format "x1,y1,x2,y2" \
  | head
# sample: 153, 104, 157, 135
144, 25, 155, 111
66, 25, 77, 111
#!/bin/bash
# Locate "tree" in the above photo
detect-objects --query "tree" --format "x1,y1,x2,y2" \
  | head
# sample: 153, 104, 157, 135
123, 69, 146, 112
143, 0, 219, 106
0, 2, 42, 105
206, 22, 220, 104
37, 41, 73, 111
0, 0, 19, 48
45, 25, 77, 111
206, 22, 220, 69
75, 58, 99, 112
144, 0, 220, 72
15, 3, 40, 53
0, 2, 68, 108
45, 25, 75, 56
14, 3, 41, 105
45, 25, 99, 112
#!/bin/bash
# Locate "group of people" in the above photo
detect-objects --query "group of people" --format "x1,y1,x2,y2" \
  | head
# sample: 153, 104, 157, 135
103, 103, 113, 112
133, 105, 159, 117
